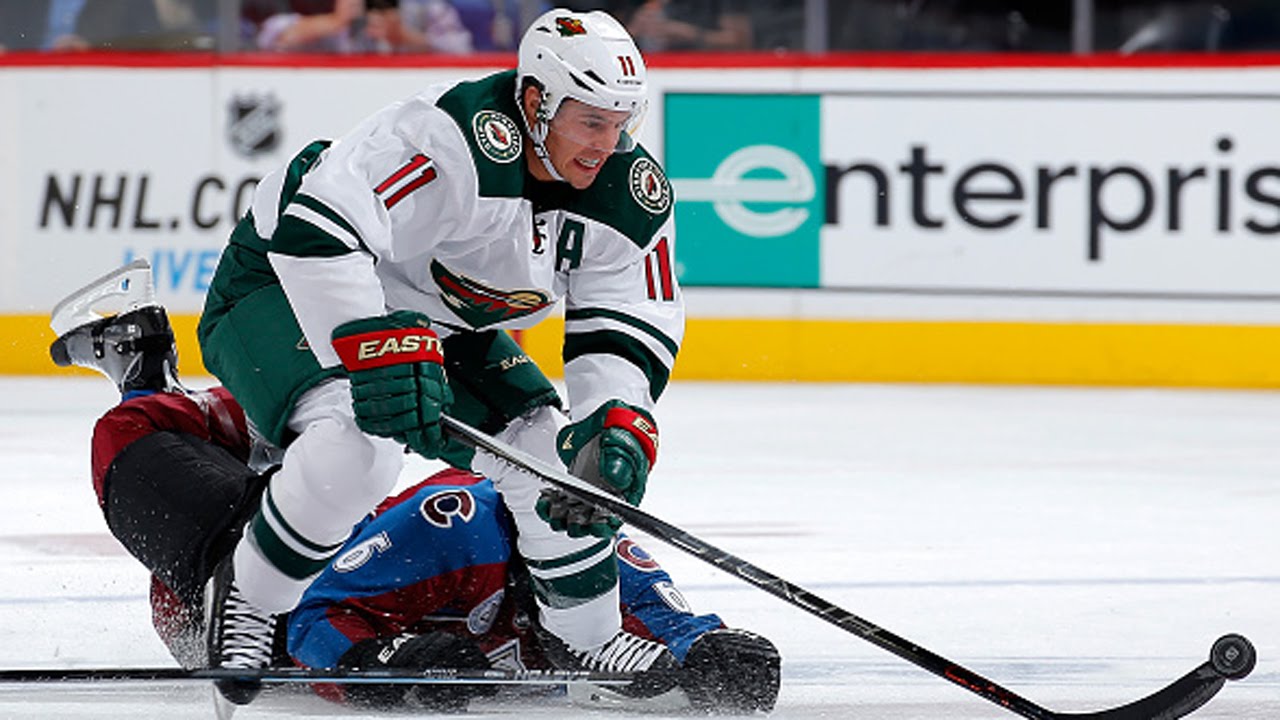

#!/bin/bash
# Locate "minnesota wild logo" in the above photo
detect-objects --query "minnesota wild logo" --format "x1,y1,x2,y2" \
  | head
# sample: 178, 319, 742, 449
629, 157, 671, 214
431, 260, 552, 328
555, 17, 586, 36
472, 110, 521, 164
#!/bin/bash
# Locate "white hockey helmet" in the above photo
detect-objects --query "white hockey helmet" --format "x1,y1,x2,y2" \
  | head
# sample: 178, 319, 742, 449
516, 8, 648, 157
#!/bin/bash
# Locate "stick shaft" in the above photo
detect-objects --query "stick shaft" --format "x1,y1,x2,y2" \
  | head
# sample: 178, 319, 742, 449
0, 666, 628, 685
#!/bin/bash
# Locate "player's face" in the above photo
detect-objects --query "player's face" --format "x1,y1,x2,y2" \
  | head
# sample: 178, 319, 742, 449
544, 99, 631, 189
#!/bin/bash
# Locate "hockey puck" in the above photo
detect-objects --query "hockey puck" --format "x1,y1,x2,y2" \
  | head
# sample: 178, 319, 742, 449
1209, 634, 1256, 681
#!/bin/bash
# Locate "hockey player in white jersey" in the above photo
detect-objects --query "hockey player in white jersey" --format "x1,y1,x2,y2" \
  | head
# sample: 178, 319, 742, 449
197, 7, 683, 704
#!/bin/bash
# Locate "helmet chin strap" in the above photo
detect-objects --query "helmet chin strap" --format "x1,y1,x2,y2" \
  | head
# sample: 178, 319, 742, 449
526, 90, 567, 183
532, 130, 566, 183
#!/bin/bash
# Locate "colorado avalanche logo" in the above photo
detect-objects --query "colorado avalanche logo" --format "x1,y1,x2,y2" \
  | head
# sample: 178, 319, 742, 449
431, 260, 552, 329
419, 489, 476, 528
555, 17, 586, 37
472, 110, 522, 164
628, 157, 671, 215
617, 537, 661, 572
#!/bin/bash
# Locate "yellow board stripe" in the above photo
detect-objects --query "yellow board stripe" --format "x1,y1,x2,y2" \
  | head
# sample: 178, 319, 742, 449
519, 317, 1280, 388
7, 314, 207, 377
11, 314, 1280, 388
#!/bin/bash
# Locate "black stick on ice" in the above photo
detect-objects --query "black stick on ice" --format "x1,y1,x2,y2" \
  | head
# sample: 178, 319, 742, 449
0, 666, 629, 686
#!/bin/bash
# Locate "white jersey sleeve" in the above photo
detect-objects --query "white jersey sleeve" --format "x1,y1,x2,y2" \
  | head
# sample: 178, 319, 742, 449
260, 89, 492, 367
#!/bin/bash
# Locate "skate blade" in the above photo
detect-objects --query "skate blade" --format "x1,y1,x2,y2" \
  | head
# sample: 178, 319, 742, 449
567, 682, 690, 713
50, 259, 156, 337
211, 685, 237, 720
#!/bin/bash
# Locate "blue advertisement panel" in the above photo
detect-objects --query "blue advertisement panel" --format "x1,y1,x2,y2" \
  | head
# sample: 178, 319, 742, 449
665, 94, 824, 287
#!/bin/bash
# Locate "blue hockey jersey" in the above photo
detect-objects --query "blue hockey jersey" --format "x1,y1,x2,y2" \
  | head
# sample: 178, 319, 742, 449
288, 469, 723, 673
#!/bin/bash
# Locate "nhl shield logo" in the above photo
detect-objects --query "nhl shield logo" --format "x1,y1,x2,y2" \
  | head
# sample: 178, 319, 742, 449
629, 157, 671, 214
227, 93, 282, 158
473, 110, 522, 164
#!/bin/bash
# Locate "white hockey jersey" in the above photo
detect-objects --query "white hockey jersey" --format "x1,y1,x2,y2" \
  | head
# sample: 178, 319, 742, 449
220, 69, 682, 419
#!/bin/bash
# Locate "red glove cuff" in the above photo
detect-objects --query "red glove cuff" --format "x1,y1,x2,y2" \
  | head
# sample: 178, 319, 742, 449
604, 406, 659, 466
333, 327, 444, 371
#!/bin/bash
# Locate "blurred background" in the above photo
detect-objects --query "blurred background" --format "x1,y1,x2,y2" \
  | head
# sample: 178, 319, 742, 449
3, 0, 1280, 55
5, 1, 1280, 390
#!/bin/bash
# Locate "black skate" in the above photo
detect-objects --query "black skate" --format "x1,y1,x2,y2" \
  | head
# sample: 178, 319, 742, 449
205, 559, 280, 707
540, 627, 681, 699
680, 628, 781, 714
49, 303, 180, 395
48, 259, 181, 396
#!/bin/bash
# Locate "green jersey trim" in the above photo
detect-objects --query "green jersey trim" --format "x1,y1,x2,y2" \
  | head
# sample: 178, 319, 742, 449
565, 307, 679, 357
294, 193, 360, 241
271, 216, 353, 258
528, 146, 673, 251
435, 69, 526, 199
270, 194, 362, 258
279, 140, 331, 215
563, 329, 671, 401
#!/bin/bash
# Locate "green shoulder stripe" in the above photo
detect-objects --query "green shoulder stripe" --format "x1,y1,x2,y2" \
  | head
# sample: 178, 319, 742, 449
279, 140, 331, 215
272, 215, 355, 258
435, 69, 526, 199
270, 192, 362, 258
563, 329, 671, 401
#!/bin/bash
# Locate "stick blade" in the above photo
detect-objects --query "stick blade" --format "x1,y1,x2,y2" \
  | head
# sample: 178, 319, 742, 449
1053, 635, 1255, 720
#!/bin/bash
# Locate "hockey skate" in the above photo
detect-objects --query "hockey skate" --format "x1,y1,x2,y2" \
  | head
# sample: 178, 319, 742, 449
205, 559, 280, 708
540, 626, 681, 700
48, 259, 180, 396
680, 628, 781, 714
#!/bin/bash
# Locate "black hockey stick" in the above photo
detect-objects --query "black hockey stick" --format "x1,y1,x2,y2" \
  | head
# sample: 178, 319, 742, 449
0, 666, 630, 686
443, 415, 1257, 720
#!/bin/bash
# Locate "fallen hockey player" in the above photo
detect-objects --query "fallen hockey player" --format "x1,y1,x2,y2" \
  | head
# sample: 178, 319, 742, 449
49, 261, 780, 714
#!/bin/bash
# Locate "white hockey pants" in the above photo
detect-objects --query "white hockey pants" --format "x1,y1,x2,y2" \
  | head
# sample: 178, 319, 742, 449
233, 379, 403, 613
472, 405, 622, 651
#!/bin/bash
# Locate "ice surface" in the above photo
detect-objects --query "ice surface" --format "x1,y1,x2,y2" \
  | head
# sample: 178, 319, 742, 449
1, 378, 1276, 718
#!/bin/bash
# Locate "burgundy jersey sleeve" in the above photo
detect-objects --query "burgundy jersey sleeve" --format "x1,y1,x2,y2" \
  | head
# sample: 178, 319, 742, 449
89, 388, 250, 507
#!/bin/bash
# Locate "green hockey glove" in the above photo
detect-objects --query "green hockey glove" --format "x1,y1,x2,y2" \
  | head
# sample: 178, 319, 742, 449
556, 400, 658, 504
331, 310, 452, 459
535, 400, 658, 538
534, 488, 623, 539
